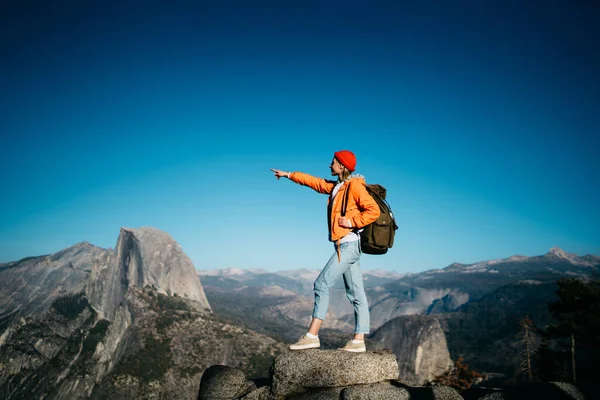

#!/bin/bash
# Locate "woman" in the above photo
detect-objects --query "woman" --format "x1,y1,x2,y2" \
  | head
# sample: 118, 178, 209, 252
270, 150, 380, 352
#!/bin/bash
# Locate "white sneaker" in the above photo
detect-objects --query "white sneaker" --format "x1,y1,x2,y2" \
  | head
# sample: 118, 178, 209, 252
338, 340, 366, 353
289, 334, 320, 350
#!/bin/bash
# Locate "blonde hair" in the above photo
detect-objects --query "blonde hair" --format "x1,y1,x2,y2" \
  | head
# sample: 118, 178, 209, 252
339, 168, 352, 181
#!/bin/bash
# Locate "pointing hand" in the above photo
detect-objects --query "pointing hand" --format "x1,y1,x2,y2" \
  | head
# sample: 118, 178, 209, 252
270, 168, 289, 180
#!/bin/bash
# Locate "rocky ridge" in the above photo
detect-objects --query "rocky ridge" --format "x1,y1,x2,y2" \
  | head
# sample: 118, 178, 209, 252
0, 242, 107, 319
0, 227, 283, 400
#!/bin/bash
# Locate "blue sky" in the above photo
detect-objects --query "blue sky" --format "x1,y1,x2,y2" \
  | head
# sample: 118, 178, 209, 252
1, 1, 599, 273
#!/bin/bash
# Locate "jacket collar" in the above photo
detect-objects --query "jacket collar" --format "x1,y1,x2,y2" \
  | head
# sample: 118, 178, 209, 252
340, 173, 366, 183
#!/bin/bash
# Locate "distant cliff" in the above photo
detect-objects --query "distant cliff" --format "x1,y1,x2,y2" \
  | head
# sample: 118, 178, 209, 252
87, 227, 211, 320
370, 315, 453, 385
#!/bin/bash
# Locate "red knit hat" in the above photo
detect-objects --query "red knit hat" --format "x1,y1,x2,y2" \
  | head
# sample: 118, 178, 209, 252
334, 150, 356, 172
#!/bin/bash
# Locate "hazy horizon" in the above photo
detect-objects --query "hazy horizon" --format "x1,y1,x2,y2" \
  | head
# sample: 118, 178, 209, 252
2, 230, 596, 275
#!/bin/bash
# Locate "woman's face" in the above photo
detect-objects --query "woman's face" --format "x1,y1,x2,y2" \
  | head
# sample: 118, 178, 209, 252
330, 157, 344, 176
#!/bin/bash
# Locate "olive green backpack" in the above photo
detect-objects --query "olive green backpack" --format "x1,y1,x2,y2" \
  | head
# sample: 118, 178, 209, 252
342, 183, 398, 254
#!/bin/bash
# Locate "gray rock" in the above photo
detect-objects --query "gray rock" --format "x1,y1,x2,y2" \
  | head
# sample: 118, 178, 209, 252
238, 385, 271, 400
428, 385, 463, 399
0, 242, 106, 319
479, 393, 504, 400
345, 383, 462, 400
370, 315, 453, 384
427, 292, 470, 314
550, 382, 584, 400
368, 287, 468, 330
88, 227, 211, 320
288, 386, 345, 399
199, 365, 249, 400
342, 381, 410, 399
270, 349, 399, 398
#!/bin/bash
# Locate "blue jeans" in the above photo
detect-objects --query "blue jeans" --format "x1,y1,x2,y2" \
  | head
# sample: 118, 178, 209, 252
313, 240, 370, 334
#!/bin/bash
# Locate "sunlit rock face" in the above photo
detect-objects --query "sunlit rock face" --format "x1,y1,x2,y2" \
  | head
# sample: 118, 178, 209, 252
87, 227, 211, 320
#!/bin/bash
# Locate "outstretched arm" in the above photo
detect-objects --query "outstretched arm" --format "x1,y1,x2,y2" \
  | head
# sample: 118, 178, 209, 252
270, 169, 335, 194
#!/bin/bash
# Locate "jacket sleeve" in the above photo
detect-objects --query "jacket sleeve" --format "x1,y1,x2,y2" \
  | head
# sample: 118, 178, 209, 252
349, 181, 380, 228
289, 172, 335, 195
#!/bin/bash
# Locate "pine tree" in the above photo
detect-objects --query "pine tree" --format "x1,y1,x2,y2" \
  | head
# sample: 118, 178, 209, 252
515, 315, 540, 381
548, 277, 600, 383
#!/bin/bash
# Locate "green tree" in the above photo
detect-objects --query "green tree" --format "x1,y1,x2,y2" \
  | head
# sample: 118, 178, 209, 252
548, 277, 600, 383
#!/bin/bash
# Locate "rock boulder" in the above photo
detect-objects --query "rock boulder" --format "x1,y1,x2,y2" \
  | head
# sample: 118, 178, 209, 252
198, 365, 253, 400
270, 349, 399, 398
370, 315, 453, 384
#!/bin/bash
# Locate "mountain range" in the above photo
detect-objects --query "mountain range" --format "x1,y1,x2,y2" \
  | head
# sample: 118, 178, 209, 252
1, 227, 598, 398
365, 246, 600, 329
198, 246, 600, 377
198, 246, 600, 331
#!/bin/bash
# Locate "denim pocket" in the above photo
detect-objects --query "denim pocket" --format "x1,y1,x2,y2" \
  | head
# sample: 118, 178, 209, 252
340, 241, 360, 257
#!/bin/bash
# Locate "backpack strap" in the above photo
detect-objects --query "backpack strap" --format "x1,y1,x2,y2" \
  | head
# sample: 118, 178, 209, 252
337, 181, 354, 262
341, 180, 351, 217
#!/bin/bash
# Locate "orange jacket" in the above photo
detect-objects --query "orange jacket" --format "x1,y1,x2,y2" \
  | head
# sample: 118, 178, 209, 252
289, 172, 380, 242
